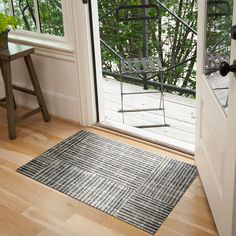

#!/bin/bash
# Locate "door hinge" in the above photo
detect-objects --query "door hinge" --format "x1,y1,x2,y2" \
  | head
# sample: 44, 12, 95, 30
82, 0, 88, 4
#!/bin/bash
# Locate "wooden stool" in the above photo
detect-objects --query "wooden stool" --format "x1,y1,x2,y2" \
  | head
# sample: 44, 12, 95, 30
0, 43, 50, 140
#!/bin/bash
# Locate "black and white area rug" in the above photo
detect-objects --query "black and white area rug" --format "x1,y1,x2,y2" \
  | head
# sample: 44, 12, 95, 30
17, 130, 198, 234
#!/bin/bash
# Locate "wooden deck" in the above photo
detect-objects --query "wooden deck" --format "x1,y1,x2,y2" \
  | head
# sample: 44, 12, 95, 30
102, 78, 196, 153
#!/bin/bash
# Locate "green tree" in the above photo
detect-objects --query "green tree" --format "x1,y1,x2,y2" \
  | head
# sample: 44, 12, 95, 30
38, 0, 64, 36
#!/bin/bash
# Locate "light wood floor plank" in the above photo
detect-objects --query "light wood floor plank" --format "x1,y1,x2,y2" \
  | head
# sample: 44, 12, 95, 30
0, 205, 43, 236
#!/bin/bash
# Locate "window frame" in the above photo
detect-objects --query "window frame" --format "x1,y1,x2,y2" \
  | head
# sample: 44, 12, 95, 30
6, 0, 75, 53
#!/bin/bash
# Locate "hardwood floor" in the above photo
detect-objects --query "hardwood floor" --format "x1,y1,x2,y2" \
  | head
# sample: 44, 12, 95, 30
0, 108, 218, 236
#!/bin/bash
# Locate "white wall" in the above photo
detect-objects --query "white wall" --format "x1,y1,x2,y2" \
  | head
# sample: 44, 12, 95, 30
0, 0, 98, 125
0, 47, 81, 122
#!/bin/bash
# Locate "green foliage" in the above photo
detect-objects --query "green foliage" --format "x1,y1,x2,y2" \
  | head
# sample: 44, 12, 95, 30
38, 0, 64, 36
0, 13, 18, 33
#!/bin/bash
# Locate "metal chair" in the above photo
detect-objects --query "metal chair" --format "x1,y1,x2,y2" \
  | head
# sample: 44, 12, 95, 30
116, 3, 169, 128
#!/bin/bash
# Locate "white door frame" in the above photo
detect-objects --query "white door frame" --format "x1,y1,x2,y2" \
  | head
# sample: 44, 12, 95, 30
72, 0, 102, 126
89, 0, 105, 122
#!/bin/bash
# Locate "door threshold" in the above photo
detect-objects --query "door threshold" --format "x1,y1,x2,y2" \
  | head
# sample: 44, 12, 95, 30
96, 120, 195, 157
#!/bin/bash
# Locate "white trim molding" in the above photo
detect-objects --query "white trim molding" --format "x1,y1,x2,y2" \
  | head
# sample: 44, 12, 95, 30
71, 0, 98, 126
90, 0, 105, 122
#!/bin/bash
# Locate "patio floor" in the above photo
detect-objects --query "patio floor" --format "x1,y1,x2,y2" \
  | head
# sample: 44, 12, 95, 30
102, 78, 196, 153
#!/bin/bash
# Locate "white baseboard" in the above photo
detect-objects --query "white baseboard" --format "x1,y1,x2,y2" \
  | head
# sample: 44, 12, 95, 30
0, 80, 81, 122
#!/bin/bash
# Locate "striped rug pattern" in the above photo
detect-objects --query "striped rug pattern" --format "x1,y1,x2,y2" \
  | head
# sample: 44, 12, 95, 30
17, 130, 198, 234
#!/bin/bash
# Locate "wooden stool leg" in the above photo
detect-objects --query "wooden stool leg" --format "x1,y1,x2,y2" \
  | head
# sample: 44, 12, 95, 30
24, 55, 50, 122
13, 95, 17, 110
2, 61, 16, 139
0, 61, 17, 110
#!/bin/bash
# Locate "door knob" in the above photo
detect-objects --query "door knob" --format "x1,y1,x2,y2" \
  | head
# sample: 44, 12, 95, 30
219, 61, 236, 76
231, 25, 236, 40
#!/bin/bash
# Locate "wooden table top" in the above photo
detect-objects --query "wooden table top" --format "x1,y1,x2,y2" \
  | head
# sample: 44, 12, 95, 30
0, 43, 34, 61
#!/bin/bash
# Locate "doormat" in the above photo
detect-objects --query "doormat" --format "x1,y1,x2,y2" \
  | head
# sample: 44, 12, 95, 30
17, 130, 198, 234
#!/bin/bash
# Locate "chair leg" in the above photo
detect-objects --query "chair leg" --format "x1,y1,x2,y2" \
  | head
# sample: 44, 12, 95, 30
2, 61, 16, 139
161, 93, 166, 125
24, 55, 50, 122
120, 74, 125, 124
160, 71, 167, 126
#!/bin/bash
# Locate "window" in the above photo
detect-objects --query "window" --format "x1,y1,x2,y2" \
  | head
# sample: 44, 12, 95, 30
0, 0, 64, 37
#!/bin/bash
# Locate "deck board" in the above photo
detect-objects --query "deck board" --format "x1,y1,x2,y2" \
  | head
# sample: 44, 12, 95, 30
102, 78, 196, 152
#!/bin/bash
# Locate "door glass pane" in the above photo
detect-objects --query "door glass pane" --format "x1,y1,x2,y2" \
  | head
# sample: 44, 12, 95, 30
205, 0, 233, 114
37, 0, 64, 36
12, 0, 36, 32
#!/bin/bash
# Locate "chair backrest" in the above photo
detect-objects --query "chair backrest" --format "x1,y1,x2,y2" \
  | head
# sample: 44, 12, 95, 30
116, 4, 160, 22
121, 57, 163, 75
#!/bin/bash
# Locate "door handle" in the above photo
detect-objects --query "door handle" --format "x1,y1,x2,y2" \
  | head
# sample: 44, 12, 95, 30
231, 25, 236, 40
82, 0, 88, 3
219, 61, 236, 76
